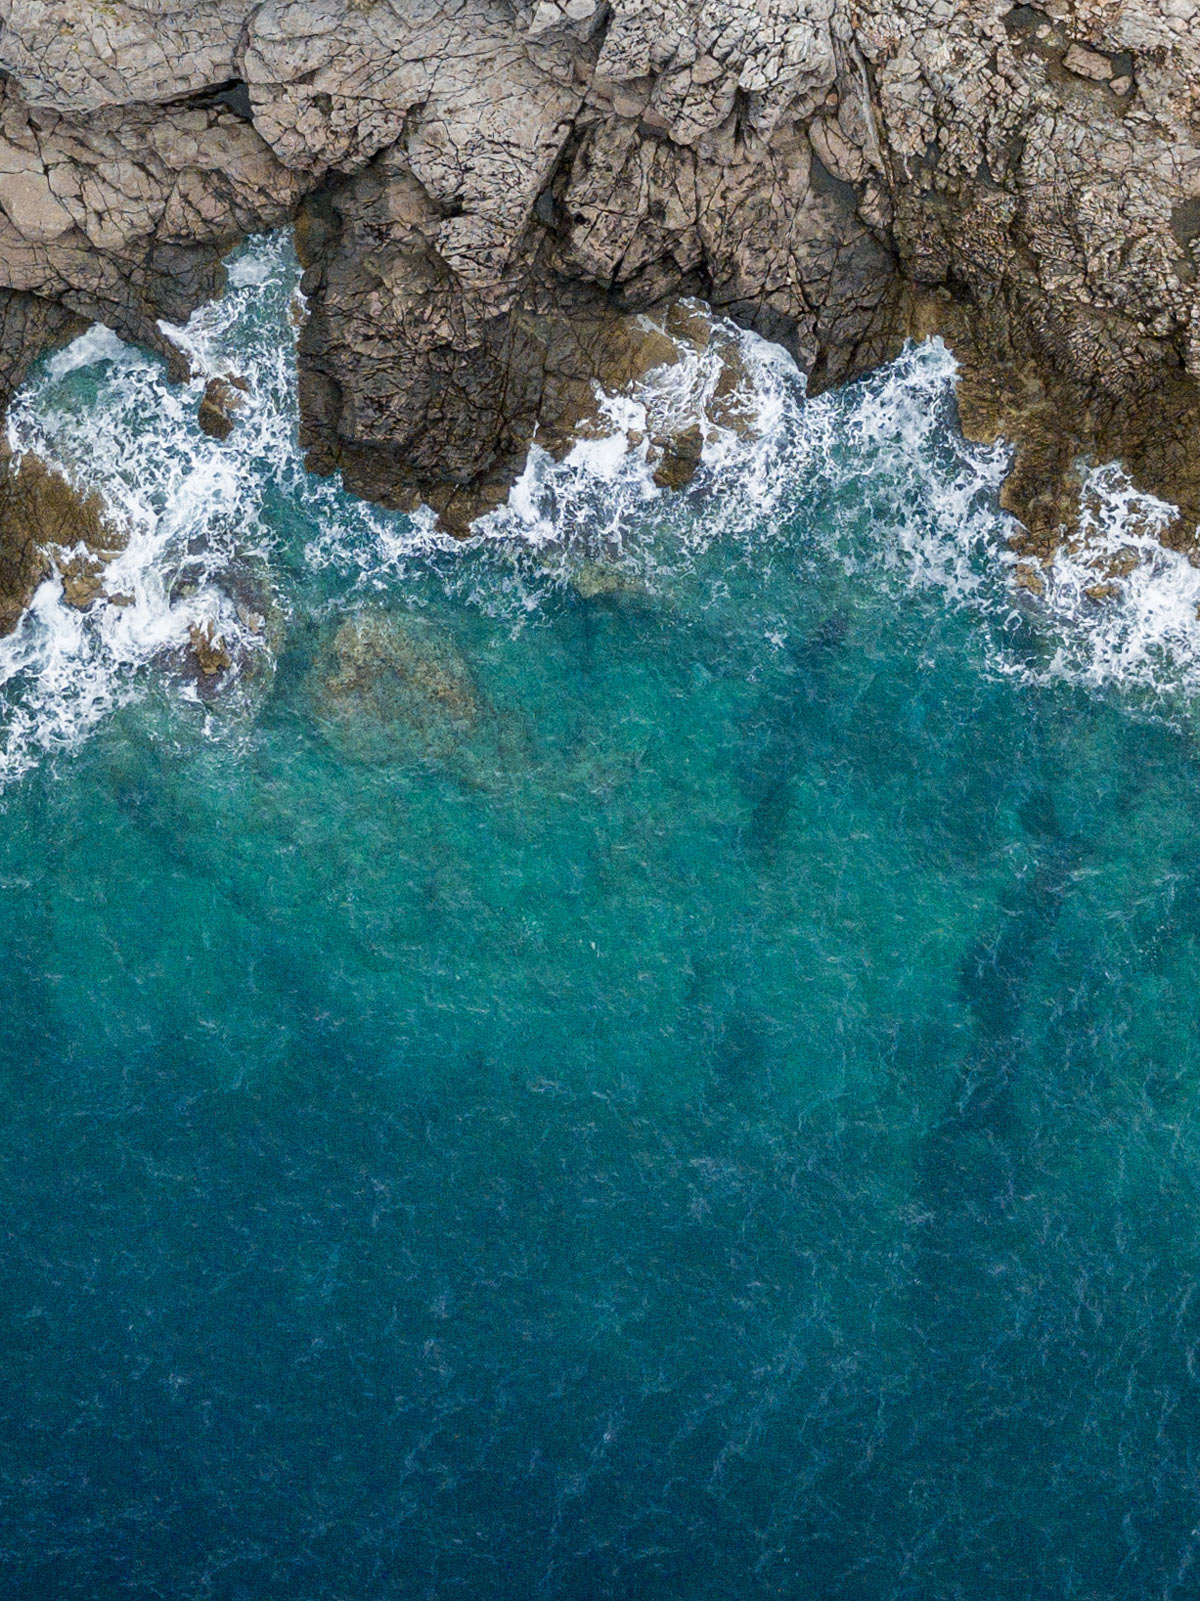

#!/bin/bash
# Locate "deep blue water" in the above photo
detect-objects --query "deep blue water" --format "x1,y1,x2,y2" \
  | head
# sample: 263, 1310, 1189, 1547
3, 240, 1200, 1599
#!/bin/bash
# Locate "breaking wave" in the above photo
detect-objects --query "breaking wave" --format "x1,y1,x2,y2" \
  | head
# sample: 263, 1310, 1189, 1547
2, 229, 1199, 785
1, 234, 443, 784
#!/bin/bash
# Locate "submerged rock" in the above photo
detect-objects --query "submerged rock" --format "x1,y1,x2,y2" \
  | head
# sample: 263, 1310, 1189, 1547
322, 611, 478, 726
313, 607, 540, 782
567, 560, 644, 601
312, 609, 485, 766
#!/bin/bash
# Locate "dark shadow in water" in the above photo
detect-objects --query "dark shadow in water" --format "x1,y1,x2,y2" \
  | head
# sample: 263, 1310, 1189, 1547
787, 611, 850, 668
869, 778, 1086, 1581
710, 1006, 771, 1111
916, 784, 1076, 1287
736, 612, 850, 855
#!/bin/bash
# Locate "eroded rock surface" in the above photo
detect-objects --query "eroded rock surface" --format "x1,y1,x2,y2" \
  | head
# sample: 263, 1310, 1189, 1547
0, 0, 1195, 545
0, 82, 305, 369
281, 0, 898, 518
867, 0, 1200, 545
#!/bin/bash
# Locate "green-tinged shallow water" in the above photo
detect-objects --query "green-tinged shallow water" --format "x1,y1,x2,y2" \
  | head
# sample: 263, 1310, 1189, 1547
3, 238, 1200, 1599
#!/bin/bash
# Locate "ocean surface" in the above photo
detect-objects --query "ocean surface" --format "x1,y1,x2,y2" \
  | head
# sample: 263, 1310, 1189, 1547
3, 236, 1200, 1599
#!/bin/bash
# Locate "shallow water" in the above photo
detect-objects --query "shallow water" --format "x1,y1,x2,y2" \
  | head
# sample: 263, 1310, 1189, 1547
3, 238, 1200, 1599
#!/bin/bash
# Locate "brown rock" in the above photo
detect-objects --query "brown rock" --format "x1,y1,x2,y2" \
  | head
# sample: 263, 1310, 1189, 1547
188, 620, 233, 677
1113, 550, 1142, 580
197, 374, 250, 440
56, 552, 106, 610
1085, 582, 1121, 603
651, 423, 704, 491
0, 453, 121, 634
0, 466, 51, 635
905, 285, 1200, 565
1013, 562, 1046, 598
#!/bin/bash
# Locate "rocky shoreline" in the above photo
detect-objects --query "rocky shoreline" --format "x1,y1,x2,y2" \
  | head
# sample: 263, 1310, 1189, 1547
0, 0, 1197, 623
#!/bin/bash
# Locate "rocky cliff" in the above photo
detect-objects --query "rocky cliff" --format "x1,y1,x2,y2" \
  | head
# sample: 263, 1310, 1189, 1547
0, 0, 1196, 557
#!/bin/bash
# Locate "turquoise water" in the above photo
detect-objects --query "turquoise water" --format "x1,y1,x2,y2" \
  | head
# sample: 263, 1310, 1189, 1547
4, 239, 1200, 1598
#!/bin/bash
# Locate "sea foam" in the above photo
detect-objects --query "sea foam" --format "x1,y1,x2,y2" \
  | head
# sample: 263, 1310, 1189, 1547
3, 230, 1199, 787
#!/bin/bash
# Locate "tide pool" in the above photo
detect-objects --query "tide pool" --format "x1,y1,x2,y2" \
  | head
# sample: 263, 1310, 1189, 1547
2, 238, 1200, 1599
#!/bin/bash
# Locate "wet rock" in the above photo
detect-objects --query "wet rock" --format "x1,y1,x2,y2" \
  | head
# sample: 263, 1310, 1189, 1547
1013, 562, 1046, 598
905, 286, 1200, 564
704, 343, 759, 439
651, 423, 703, 492
293, 96, 896, 529
235, 602, 266, 635
163, 536, 283, 692
197, 374, 250, 440
1085, 582, 1121, 604
421, 482, 509, 542
1100, 547, 1142, 581
296, 170, 695, 535
188, 620, 234, 677
0, 452, 121, 634
0, 467, 51, 635
162, 555, 284, 706
57, 551, 108, 610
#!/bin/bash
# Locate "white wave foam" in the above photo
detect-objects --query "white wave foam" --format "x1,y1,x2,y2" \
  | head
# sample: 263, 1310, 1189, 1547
5, 230, 1199, 786
227, 250, 279, 290
1013, 465, 1200, 694
477, 318, 1200, 708
473, 322, 1012, 620
0, 233, 436, 786
475, 307, 809, 582
44, 324, 128, 381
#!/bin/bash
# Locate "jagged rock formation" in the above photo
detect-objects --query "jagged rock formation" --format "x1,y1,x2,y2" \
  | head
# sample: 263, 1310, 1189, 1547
0, 0, 1195, 554
0, 76, 304, 375
863, 0, 1200, 548
264, 0, 901, 519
